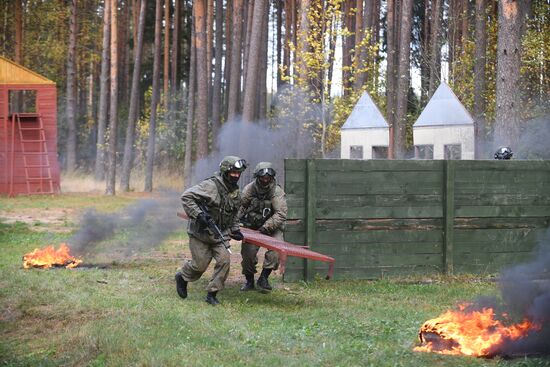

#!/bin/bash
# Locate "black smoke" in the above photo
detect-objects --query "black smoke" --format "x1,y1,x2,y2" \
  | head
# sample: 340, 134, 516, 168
495, 229, 550, 356
66, 190, 183, 258
462, 229, 550, 357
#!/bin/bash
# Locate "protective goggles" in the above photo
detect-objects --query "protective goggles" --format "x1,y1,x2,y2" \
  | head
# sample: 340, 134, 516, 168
233, 159, 247, 170
256, 167, 276, 177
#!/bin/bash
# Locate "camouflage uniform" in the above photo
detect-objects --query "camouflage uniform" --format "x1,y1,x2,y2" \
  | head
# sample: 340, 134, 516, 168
176, 156, 246, 305
238, 162, 287, 291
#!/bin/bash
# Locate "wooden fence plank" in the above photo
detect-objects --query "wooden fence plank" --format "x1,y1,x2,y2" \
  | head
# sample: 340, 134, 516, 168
305, 159, 317, 281
455, 206, 550, 217
315, 206, 442, 219
316, 229, 442, 244
444, 160, 455, 275
455, 194, 550, 206
454, 160, 550, 171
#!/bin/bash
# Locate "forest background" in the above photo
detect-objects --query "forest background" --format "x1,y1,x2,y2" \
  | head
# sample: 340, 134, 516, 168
1, 0, 548, 194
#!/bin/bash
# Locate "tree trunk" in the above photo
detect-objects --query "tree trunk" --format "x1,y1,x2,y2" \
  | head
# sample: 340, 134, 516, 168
291, 0, 297, 66
372, 0, 381, 89
473, 0, 487, 158
461, 0, 469, 43
341, 0, 354, 94
66, 0, 77, 172
448, 0, 458, 81
356, 0, 374, 89
144, 0, 163, 192
242, 0, 254, 95
120, 1, 131, 106
105, 0, 118, 195
297, 0, 310, 83
194, 0, 209, 159
132, 0, 139, 55
171, 0, 181, 90
163, 0, 170, 107
207, 0, 214, 112
242, 0, 266, 123
494, 0, 526, 148
327, 11, 337, 97
211, 0, 223, 146
353, 0, 364, 89
86, 61, 95, 127
258, 1, 268, 120
386, 0, 397, 158
120, 0, 146, 191
282, 0, 293, 85
227, 0, 243, 122
395, 0, 413, 159
223, 0, 233, 119
95, 0, 111, 180
15, 0, 22, 64
183, 17, 196, 188
428, 0, 442, 98
421, 0, 431, 104
276, 0, 283, 88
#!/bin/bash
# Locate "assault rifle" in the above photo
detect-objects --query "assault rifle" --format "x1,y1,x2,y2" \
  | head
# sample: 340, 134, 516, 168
197, 201, 232, 254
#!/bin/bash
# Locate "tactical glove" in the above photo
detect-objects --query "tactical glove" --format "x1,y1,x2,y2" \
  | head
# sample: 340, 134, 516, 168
230, 229, 244, 241
258, 226, 270, 235
196, 212, 213, 229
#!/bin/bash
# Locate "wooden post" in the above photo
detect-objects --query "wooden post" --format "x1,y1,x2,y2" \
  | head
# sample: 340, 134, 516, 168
305, 159, 317, 281
443, 160, 455, 275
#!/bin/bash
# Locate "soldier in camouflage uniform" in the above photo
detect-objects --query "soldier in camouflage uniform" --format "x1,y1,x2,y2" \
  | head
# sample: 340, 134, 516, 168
238, 162, 287, 292
175, 156, 247, 305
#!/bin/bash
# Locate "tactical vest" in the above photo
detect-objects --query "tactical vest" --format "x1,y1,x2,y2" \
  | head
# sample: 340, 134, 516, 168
242, 190, 273, 229
209, 177, 240, 230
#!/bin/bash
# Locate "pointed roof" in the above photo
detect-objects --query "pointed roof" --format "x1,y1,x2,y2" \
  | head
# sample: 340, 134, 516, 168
342, 91, 388, 129
414, 82, 473, 126
0, 56, 55, 85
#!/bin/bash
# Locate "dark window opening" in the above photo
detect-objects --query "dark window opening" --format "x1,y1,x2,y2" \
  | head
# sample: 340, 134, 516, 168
350, 145, 363, 159
9, 90, 37, 114
444, 144, 462, 160
372, 146, 388, 159
415, 145, 434, 159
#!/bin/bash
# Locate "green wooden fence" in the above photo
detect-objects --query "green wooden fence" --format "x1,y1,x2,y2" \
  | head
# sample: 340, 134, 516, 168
283, 159, 550, 281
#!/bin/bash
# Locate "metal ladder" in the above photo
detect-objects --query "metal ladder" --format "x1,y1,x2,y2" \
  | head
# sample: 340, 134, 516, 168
11, 113, 54, 194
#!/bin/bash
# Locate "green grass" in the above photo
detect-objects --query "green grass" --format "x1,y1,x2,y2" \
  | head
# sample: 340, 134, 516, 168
1, 195, 549, 366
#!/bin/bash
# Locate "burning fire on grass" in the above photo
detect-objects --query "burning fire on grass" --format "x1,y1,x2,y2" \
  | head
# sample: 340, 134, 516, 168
414, 233, 550, 358
23, 243, 82, 269
414, 303, 541, 357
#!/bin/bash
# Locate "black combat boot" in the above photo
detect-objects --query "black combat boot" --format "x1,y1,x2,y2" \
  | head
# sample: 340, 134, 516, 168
175, 272, 188, 299
240, 273, 255, 291
256, 268, 273, 292
205, 291, 220, 305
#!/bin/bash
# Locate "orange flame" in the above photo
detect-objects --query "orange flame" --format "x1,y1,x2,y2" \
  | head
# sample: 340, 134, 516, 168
23, 243, 82, 269
414, 303, 540, 357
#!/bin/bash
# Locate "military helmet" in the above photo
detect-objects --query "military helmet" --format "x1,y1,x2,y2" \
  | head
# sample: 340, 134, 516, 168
219, 156, 247, 173
494, 147, 513, 160
254, 162, 276, 178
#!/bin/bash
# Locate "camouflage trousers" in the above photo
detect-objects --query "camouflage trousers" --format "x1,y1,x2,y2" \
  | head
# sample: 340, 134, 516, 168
240, 229, 282, 275
180, 235, 230, 293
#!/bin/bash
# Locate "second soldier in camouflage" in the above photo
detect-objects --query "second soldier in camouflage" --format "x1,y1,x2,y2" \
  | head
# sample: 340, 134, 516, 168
238, 162, 288, 292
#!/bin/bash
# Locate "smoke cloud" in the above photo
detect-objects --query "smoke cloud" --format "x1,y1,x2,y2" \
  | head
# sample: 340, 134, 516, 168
464, 228, 550, 356
190, 118, 315, 187
67, 190, 183, 258
481, 114, 550, 160
190, 87, 322, 186
495, 228, 550, 355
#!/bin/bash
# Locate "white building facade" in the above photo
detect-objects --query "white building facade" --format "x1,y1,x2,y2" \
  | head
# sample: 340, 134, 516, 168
413, 82, 475, 160
340, 92, 389, 159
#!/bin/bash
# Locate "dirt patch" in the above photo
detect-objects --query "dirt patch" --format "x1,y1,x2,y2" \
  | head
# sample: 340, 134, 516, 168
169, 239, 280, 285
0, 208, 76, 233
